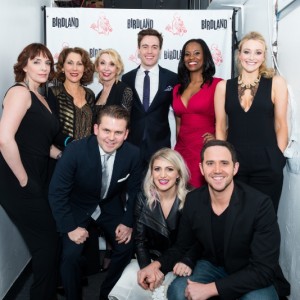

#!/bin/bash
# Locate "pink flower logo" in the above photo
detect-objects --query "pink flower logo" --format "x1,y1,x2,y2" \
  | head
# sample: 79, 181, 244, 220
166, 14, 187, 36
90, 15, 113, 35
211, 44, 223, 66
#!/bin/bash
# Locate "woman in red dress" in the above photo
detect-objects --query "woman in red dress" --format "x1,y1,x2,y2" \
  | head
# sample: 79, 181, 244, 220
173, 39, 222, 188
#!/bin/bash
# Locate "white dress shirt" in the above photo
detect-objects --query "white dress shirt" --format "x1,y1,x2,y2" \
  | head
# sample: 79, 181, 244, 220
135, 64, 159, 106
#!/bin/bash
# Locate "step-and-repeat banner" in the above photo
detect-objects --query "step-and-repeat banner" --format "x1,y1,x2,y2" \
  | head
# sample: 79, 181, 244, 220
46, 7, 233, 89
46, 8, 233, 145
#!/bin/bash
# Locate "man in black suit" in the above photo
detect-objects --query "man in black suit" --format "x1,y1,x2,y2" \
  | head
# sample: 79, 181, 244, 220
49, 106, 142, 300
137, 140, 289, 299
122, 28, 178, 169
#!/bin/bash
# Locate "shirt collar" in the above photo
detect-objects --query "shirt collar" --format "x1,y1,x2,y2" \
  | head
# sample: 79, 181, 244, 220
99, 146, 116, 157
139, 64, 159, 75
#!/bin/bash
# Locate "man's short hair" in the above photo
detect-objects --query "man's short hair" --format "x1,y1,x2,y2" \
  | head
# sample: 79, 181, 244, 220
137, 29, 163, 49
201, 140, 238, 163
96, 105, 130, 129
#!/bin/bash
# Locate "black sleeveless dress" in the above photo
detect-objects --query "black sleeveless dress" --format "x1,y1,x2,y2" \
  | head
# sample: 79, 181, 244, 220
225, 77, 286, 212
0, 85, 60, 300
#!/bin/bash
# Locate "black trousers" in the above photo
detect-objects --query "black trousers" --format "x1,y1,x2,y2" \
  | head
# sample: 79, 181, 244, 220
1, 194, 60, 300
235, 145, 286, 213
60, 213, 133, 300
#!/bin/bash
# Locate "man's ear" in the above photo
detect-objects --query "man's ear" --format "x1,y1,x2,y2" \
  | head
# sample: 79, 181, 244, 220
199, 163, 204, 176
233, 162, 239, 176
124, 129, 129, 140
93, 123, 99, 135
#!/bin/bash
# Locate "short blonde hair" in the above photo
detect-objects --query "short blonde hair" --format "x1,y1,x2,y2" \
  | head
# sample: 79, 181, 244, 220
143, 148, 190, 210
236, 31, 275, 78
94, 48, 124, 83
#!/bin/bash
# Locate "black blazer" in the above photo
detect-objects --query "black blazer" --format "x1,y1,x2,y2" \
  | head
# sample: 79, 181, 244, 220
122, 65, 178, 163
48, 135, 142, 233
157, 181, 282, 299
93, 81, 133, 124
134, 192, 181, 271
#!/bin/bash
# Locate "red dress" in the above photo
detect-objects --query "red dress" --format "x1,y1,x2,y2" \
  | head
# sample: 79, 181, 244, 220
173, 78, 222, 187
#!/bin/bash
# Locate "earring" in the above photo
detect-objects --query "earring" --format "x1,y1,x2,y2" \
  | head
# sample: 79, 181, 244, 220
176, 177, 180, 185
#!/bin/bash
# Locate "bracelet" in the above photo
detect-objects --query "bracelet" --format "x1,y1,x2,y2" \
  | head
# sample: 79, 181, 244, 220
56, 152, 62, 160
64, 136, 71, 147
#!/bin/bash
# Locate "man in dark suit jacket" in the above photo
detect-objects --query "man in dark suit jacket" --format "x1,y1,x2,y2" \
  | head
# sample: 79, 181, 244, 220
122, 28, 178, 169
49, 106, 142, 300
137, 140, 289, 299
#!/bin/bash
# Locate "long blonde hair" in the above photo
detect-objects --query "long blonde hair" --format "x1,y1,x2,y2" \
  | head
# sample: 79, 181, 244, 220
236, 31, 275, 78
143, 148, 190, 210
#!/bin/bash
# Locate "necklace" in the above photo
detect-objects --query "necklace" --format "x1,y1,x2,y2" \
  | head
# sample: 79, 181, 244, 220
238, 75, 261, 89
237, 75, 261, 112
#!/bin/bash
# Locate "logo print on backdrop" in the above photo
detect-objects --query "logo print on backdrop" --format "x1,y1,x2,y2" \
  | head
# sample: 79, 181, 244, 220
165, 14, 187, 36
53, 42, 70, 62
210, 44, 223, 66
129, 50, 141, 65
90, 14, 112, 35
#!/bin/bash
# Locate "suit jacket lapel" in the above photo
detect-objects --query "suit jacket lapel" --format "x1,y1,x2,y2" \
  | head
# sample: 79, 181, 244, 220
89, 136, 102, 196
105, 146, 123, 196
129, 67, 145, 112
201, 189, 218, 258
148, 66, 167, 112
223, 186, 240, 257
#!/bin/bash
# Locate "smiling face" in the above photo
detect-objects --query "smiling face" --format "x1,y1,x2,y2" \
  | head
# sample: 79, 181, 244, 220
23, 53, 51, 84
62, 52, 84, 84
152, 157, 179, 194
238, 39, 265, 74
96, 53, 117, 83
184, 41, 204, 73
200, 146, 239, 193
138, 35, 161, 69
94, 115, 128, 154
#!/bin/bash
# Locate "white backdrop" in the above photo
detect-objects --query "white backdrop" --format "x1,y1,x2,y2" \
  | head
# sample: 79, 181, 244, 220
46, 8, 233, 93
46, 8, 233, 146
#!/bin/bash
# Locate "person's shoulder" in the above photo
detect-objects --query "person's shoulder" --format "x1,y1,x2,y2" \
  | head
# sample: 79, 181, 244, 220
6, 83, 29, 95
186, 185, 208, 202
213, 77, 223, 84
159, 65, 177, 76
119, 140, 140, 154
116, 80, 132, 91
234, 180, 270, 204
272, 74, 287, 87
83, 86, 95, 97
49, 84, 64, 97
4, 84, 31, 105
123, 67, 138, 78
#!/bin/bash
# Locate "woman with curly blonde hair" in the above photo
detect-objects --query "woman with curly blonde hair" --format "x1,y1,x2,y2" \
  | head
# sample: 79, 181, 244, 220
215, 31, 288, 212
109, 148, 193, 300
94, 48, 133, 123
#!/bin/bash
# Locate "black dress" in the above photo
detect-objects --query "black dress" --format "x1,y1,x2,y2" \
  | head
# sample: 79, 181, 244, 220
0, 85, 60, 300
225, 77, 286, 212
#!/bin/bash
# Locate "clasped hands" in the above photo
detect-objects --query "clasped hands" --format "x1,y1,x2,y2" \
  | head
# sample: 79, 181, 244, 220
138, 262, 217, 300
137, 261, 192, 291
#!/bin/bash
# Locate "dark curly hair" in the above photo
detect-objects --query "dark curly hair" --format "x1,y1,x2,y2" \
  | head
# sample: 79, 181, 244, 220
177, 39, 215, 95
14, 43, 55, 82
55, 47, 94, 85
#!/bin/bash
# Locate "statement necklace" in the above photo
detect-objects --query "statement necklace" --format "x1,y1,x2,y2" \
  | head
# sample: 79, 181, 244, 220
237, 75, 261, 112
238, 75, 261, 89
